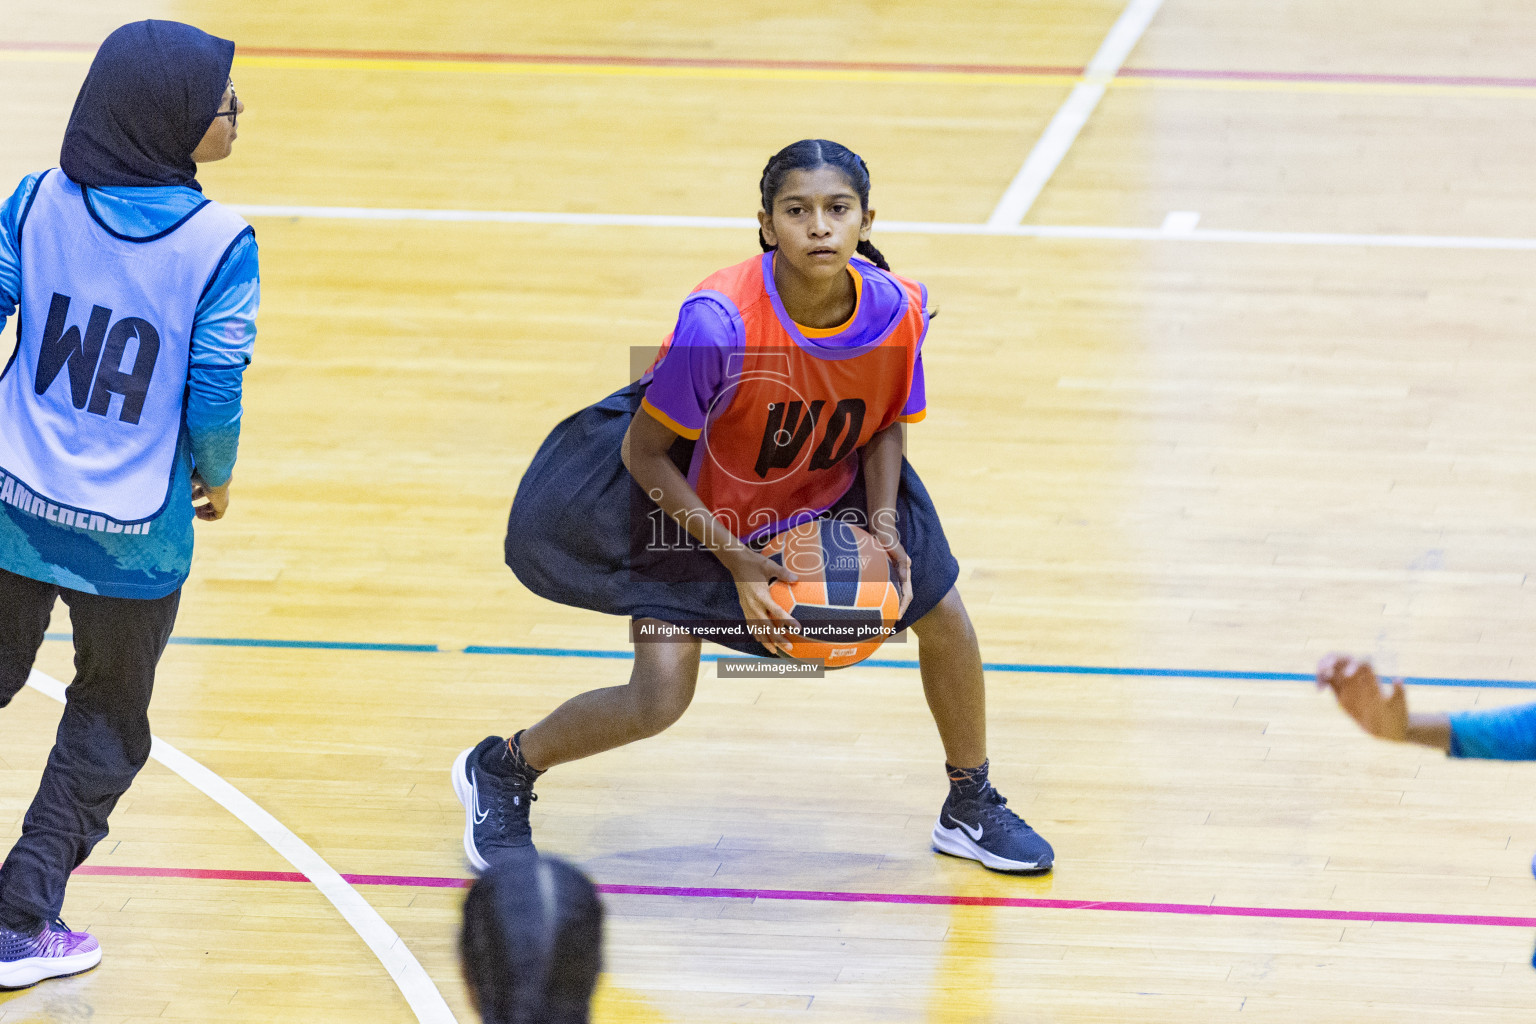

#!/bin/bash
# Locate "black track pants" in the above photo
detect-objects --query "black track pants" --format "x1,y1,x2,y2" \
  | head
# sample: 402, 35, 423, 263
0, 567, 180, 930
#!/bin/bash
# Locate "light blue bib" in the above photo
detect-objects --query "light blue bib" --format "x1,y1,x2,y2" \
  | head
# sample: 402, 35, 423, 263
0, 169, 247, 529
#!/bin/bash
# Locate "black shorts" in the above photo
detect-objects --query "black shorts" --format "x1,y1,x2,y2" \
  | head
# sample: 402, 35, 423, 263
505, 382, 961, 659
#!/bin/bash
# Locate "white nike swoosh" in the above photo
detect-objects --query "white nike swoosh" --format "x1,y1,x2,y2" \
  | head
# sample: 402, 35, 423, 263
471, 770, 489, 825
949, 817, 983, 841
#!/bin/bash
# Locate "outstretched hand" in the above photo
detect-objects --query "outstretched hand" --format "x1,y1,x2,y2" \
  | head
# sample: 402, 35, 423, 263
1316, 653, 1408, 741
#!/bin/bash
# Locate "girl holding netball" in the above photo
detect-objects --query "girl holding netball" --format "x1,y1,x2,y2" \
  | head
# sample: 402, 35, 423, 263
455, 140, 1052, 875
0, 21, 255, 987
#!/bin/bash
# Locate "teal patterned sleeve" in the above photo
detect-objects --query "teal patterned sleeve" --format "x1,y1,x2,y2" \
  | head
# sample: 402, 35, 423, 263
1448, 703, 1536, 761
0, 174, 45, 334
185, 229, 259, 487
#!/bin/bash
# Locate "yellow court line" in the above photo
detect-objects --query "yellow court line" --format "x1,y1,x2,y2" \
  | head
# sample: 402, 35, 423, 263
232, 53, 1080, 88
1110, 74, 1536, 102
0, 48, 1074, 87
3, 48, 1535, 101
0, 50, 90, 63
591, 979, 670, 1023
226, 55, 1536, 100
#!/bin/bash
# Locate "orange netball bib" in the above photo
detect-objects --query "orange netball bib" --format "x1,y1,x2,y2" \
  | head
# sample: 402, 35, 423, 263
645, 253, 927, 541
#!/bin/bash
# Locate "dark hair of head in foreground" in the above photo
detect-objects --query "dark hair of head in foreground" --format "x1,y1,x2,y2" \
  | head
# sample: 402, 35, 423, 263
460, 855, 604, 1024
757, 138, 891, 271
61, 19, 235, 190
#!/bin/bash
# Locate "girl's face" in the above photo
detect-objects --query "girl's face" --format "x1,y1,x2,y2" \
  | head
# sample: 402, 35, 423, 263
191, 80, 243, 163
758, 166, 875, 282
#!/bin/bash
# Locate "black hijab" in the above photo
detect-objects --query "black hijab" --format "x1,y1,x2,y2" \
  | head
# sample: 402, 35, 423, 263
60, 20, 234, 192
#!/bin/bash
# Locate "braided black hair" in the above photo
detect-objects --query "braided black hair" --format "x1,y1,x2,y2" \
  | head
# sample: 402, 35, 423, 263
757, 139, 890, 271
461, 856, 603, 1024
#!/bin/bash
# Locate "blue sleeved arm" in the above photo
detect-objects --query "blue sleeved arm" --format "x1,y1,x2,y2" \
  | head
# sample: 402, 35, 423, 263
1447, 703, 1536, 760
185, 229, 259, 488
0, 174, 45, 335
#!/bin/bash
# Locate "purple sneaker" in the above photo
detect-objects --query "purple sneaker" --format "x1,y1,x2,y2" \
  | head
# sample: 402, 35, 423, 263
0, 919, 101, 989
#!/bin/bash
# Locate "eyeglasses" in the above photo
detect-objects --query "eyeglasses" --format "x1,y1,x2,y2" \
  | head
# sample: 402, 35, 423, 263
211, 83, 238, 130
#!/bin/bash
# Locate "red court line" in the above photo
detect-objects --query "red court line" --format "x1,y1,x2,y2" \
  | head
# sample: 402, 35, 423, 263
1125, 66, 1536, 89
8, 41, 1536, 90
75, 865, 470, 888
77, 865, 309, 883
73, 865, 1536, 929
2, 41, 1078, 75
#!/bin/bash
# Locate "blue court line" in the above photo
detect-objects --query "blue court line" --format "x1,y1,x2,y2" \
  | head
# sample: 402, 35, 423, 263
464, 645, 633, 659
43, 632, 440, 653
461, 645, 1536, 691
41, 633, 1536, 690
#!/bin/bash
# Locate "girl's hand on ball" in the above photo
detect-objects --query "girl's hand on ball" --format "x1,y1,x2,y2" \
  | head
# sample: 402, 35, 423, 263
726, 549, 800, 657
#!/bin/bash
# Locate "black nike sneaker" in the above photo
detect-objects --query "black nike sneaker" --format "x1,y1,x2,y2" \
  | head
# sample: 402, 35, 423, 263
932, 784, 1054, 873
452, 735, 537, 872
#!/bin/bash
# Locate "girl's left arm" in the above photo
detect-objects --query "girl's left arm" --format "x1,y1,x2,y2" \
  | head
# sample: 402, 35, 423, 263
186, 231, 259, 519
863, 421, 911, 614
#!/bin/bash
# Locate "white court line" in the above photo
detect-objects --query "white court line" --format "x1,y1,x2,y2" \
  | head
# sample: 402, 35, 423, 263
24, 669, 459, 1024
233, 204, 758, 230
1160, 210, 1201, 234
985, 0, 1165, 228
230, 203, 1536, 252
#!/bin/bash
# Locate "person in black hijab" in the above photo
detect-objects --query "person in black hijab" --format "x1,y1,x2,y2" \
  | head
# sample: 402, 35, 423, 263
60, 19, 235, 190
460, 856, 604, 1024
0, 19, 254, 990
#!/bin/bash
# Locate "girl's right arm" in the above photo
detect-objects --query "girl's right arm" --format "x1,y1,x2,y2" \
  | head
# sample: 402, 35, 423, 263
1446, 702, 1536, 760
621, 407, 800, 654
0, 174, 44, 335
1318, 653, 1536, 759
185, 229, 258, 521
1316, 655, 1451, 750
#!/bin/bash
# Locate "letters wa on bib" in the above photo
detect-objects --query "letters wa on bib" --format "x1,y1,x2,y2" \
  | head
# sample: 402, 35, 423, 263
0, 171, 249, 531
506, 252, 960, 658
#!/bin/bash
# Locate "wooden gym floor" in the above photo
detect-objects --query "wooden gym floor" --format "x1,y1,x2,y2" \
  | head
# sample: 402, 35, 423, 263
5, 0, 1536, 1020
